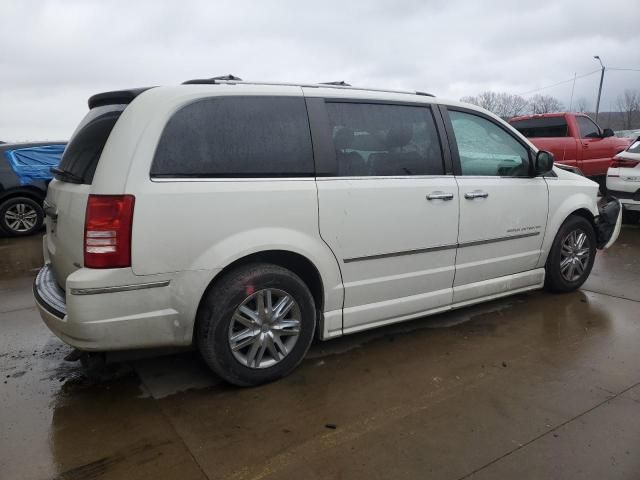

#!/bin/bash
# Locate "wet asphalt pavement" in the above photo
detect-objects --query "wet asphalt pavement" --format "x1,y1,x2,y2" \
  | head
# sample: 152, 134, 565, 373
1, 227, 639, 479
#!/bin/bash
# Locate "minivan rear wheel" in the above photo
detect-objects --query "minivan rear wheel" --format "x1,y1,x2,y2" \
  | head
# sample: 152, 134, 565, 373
196, 263, 316, 386
0, 197, 44, 237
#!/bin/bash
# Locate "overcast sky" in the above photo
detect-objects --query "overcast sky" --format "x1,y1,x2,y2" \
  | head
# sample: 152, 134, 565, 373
2, 0, 639, 141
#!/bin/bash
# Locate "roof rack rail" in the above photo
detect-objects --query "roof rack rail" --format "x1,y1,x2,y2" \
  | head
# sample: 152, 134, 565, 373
320, 81, 351, 86
182, 74, 243, 85
181, 77, 434, 98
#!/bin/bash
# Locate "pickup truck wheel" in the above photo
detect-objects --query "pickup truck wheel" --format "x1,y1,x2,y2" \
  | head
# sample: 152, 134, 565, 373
0, 197, 44, 237
196, 263, 316, 387
545, 216, 596, 293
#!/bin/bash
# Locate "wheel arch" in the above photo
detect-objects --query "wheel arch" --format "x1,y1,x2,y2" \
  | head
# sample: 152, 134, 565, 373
193, 249, 327, 343
537, 193, 599, 269
0, 186, 46, 205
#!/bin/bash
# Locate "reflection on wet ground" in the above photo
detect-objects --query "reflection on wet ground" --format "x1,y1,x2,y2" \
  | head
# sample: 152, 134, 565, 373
1, 226, 639, 479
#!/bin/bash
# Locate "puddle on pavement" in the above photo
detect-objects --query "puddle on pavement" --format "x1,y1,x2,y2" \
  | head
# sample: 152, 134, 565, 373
1, 227, 639, 479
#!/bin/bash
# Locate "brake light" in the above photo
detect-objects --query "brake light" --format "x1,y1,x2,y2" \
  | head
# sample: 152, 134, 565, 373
611, 158, 640, 169
84, 195, 135, 268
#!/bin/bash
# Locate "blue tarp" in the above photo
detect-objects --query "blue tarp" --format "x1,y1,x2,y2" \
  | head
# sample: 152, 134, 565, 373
4, 145, 66, 185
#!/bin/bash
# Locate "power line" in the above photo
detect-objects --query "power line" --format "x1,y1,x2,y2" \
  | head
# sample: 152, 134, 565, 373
518, 69, 600, 96
608, 67, 640, 72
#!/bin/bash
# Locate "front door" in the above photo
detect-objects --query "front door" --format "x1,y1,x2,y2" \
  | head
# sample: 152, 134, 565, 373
444, 108, 548, 303
308, 97, 459, 333
576, 115, 613, 175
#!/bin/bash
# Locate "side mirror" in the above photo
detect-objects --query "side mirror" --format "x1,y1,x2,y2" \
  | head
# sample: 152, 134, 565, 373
533, 150, 554, 175
602, 128, 615, 138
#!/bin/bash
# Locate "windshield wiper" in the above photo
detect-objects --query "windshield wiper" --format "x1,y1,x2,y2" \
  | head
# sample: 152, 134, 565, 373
51, 167, 83, 183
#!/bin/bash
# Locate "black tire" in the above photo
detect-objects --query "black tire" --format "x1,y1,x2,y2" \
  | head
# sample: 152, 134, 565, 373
545, 215, 597, 293
196, 263, 316, 386
622, 210, 640, 225
0, 196, 44, 237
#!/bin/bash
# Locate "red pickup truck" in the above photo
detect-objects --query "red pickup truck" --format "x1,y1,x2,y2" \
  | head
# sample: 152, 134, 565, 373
509, 112, 631, 178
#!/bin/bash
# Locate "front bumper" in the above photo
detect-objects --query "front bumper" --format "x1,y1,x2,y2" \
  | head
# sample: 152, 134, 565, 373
595, 197, 622, 249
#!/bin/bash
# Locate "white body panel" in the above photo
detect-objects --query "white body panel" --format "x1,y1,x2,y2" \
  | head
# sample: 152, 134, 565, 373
315, 176, 458, 331
454, 177, 548, 301
607, 150, 640, 211
35, 83, 613, 352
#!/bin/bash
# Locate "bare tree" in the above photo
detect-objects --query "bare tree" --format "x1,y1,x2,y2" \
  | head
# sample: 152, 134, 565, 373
461, 91, 500, 113
461, 91, 529, 119
529, 94, 564, 114
616, 89, 640, 130
576, 97, 590, 113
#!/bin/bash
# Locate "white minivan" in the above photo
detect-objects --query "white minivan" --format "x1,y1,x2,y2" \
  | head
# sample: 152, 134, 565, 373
34, 77, 622, 386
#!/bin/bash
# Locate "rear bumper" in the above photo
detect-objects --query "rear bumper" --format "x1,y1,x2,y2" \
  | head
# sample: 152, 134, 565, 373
33, 263, 193, 351
606, 189, 640, 210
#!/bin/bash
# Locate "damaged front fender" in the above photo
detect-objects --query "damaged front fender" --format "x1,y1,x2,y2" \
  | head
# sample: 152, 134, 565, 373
595, 196, 622, 249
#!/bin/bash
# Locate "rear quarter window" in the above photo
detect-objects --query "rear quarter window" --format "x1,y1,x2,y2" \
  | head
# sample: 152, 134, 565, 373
56, 105, 125, 184
151, 96, 314, 177
510, 117, 569, 138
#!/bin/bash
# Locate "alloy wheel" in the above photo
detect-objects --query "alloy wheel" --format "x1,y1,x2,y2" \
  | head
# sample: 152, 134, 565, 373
228, 288, 301, 369
4, 203, 38, 233
559, 229, 591, 282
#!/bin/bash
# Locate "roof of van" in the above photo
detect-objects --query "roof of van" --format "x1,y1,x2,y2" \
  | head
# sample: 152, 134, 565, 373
87, 78, 436, 109
85, 79, 510, 134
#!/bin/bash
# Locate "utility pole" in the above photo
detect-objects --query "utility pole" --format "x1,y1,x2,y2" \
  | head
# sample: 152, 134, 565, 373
593, 55, 605, 122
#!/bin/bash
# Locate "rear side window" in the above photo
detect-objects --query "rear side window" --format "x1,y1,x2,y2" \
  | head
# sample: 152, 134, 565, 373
325, 102, 444, 176
55, 105, 125, 184
151, 96, 313, 177
509, 117, 568, 138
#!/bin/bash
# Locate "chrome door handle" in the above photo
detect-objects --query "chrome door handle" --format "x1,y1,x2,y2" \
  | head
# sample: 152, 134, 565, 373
464, 191, 489, 199
426, 192, 454, 201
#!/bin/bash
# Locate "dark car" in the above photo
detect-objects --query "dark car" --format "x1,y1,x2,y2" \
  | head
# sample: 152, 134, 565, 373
0, 142, 66, 236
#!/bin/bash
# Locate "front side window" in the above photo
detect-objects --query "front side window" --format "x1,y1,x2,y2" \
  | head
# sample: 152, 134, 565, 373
325, 102, 444, 176
450, 110, 530, 177
151, 96, 313, 177
576, 116, 600, 139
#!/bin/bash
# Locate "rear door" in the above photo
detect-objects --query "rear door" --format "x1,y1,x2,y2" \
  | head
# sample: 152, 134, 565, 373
306, 95, 459, 333
443, 107, 548, 303
45, 104, 125, 286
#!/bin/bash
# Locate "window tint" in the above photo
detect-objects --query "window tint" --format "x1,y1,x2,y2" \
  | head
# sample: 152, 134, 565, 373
56, 104, 125, 184
450, 111, 530, 177
576, 116, 600, 138
325, 103, 444, 176
151, 96, 313, 177
628, 139, 640, 154
509, 117, 568, 138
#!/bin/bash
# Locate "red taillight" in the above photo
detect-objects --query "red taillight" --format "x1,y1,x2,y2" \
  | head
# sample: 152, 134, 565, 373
84, 195, 135, 268
611, 158, 640, 169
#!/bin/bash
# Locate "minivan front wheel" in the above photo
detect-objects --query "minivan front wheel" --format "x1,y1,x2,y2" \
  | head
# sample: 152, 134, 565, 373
196, 263, 316, 386
0, 197, 44, 237
545, 215, 596, 292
